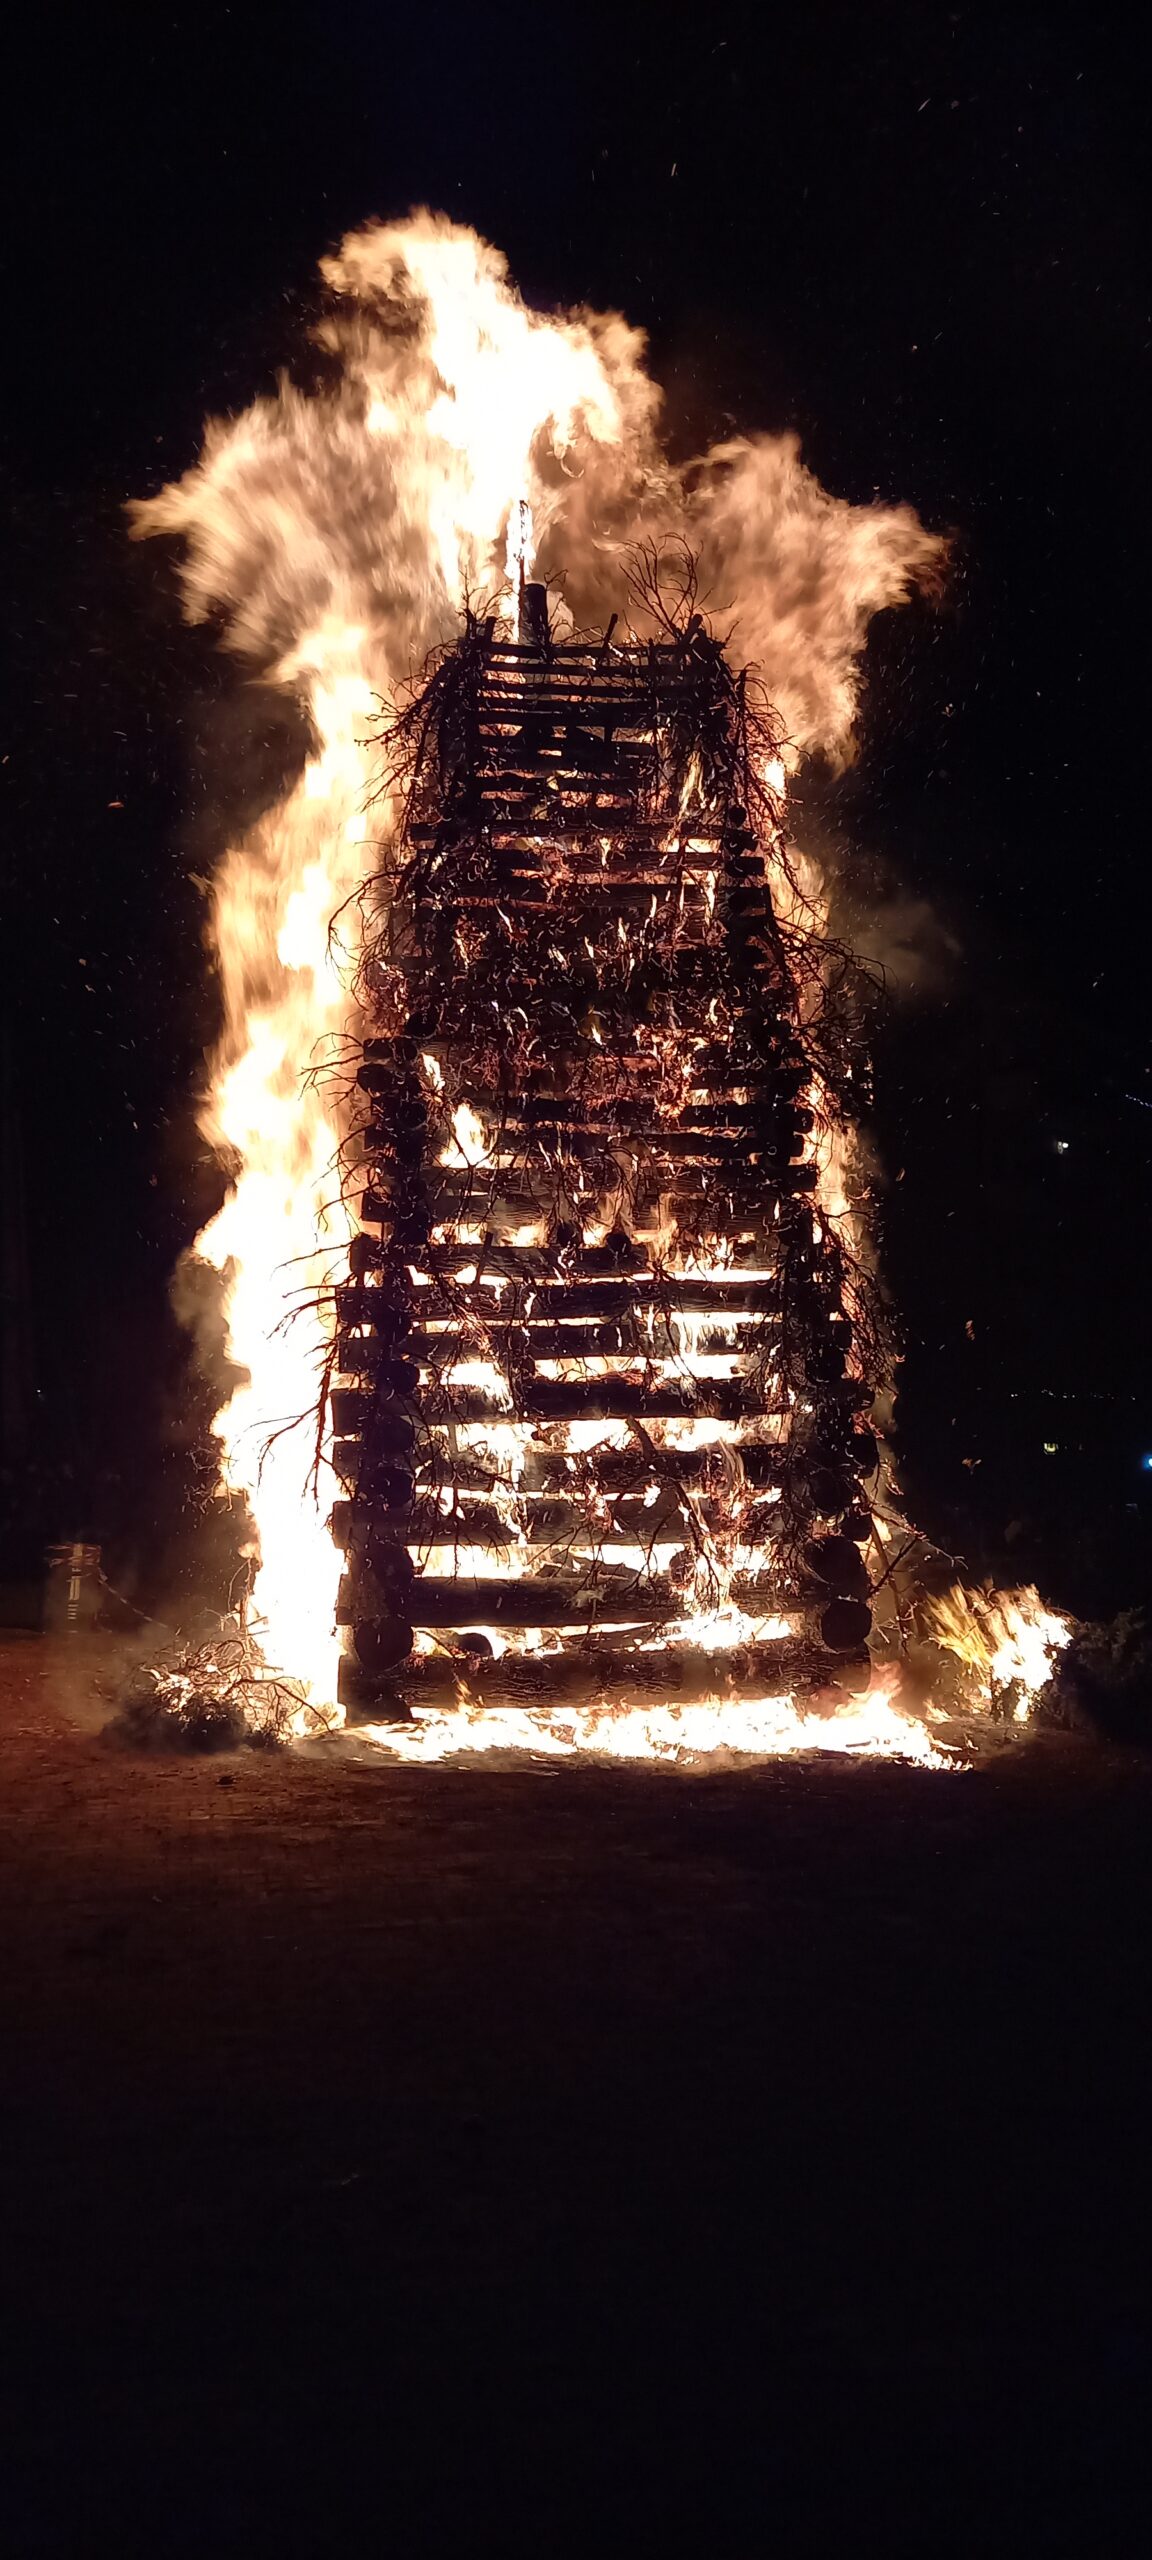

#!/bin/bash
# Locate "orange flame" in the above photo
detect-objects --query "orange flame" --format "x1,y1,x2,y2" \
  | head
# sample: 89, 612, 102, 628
922, 1583, 1072, 1722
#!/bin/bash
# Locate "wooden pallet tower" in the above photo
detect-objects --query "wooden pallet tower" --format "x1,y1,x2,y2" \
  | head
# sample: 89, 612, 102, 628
329, 588, 878, 1722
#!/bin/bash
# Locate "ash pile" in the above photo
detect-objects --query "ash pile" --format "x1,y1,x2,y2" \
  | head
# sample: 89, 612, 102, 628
328, 583, 884, 1725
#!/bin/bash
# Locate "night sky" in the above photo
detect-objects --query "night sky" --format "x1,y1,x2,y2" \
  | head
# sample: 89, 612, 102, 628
3, 1, 1146, 1619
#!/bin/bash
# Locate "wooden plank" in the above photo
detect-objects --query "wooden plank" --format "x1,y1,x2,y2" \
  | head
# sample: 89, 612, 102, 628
441, 884, 718, 914
335, 1288, 779, 1342
393, 1383, 774, 1426
340, 1484, 704, 1551
417, 1243, 653, 1277
387, 1637, 805, 1713
437, 1100, 724, 1129
413, 1253, 781, 1289
333, 1441, 786, 1509
338, 1320, 627, 1365
440, 1101, 775, 1130
426, 1133, 785, 1168
406, 1578, 678, 1627
370, 1132, 763, 1171
481, 818, 731, 841
508, 1279, 780, 1317
523, 1381, 761, 1421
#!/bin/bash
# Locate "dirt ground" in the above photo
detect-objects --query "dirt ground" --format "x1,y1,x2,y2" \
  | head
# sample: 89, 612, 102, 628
2, 1632, 1150, 2554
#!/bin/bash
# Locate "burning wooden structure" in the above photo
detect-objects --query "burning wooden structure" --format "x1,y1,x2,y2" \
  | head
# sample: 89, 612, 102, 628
328, 585, 881, 1721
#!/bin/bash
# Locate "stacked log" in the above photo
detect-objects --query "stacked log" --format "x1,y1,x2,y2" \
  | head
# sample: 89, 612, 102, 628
330, 601, 877, 1717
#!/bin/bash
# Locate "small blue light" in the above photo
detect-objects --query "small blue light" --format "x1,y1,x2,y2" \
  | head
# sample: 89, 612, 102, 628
1142, 1455, 1152, 1475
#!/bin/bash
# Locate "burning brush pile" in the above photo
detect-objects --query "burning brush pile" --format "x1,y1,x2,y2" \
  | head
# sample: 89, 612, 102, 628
129, 212, 1070, 1763
116, 1628, 308, 1753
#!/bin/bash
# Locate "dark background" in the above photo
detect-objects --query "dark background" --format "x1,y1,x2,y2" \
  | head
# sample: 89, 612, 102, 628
2, 0, 1147, 1619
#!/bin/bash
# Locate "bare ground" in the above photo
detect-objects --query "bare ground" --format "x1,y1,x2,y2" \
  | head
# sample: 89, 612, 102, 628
2, 1632, 1150, 2554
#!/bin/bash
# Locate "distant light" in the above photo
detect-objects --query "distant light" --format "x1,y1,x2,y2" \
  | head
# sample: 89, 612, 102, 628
1142, 1454, 1152, 1475
1043, 1441, 1059, 1455
1054, 1139, 1070, 1154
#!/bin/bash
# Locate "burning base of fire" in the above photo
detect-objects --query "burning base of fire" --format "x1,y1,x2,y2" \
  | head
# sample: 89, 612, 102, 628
347, 1685, 950, 1768
120, 1630, 311, 1754
132, 1581, 1071, 1771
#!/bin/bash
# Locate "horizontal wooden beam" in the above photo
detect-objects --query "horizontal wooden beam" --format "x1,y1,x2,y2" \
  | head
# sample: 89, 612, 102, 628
400, 1577, 680, 1627
411, 1256, 784, 1292
361, 1637, 812, 1715
335, 1315, 774, 1370
370, 1439, 788, 1497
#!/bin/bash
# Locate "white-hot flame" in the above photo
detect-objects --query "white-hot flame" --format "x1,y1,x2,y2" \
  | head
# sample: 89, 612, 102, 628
441, 1102, 490, 1169
357, 1678, 949, 1769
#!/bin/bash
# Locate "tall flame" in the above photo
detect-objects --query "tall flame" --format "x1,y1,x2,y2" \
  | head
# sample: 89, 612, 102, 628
185, 645, 371, 1701
133, 212, 946, 1741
